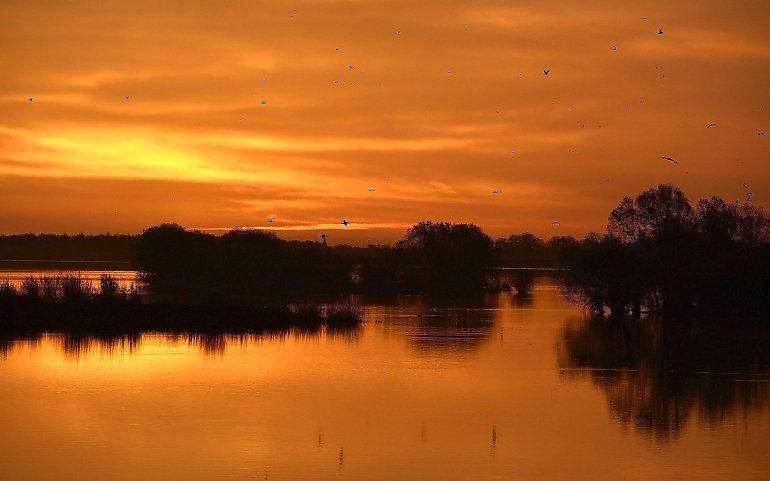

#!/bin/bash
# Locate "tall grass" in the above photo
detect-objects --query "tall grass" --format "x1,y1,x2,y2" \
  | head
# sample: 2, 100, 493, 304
1, 274, 364, 334
325, 301, 366, 325
2, 274, 137, 303
0, 280, 17, 297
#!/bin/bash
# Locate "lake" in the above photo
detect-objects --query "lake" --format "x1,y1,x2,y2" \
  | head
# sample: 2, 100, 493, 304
1, 275, 768, 481
0, 268, 140, 290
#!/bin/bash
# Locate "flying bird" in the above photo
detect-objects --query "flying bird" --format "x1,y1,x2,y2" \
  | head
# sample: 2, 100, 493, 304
759, 132, 766, 138
268, 218, 275, 223
552, 221, 560, 225
707, 123, 718, 128
662, 156, 678, 164
543, 69, 550, 75
613, 45, 617, 50
29, 97, 33, 101
341, 219, 349, 226
492, 190, 501, 194
657, 28, 663, 35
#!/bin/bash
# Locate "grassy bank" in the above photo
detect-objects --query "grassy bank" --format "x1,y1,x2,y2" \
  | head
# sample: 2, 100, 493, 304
0, 275, 365, 335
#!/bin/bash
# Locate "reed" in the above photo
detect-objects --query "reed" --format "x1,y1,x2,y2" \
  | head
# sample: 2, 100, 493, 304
0, 280, 17, 297
325, 300, 366, 325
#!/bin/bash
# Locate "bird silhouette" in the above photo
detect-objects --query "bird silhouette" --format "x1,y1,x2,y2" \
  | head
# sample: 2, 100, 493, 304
29, 97, 33, 101
268, 218, 275, 223
492, 190, 501, 194
613, 45, 617, 50
657, 28, 663, 35
662, 156, 678, 164
707, 123, 718, 128
543, 69, 550, 75
341, 220, 349, 226
759, 132, 766, 138
552, 221, 560, 225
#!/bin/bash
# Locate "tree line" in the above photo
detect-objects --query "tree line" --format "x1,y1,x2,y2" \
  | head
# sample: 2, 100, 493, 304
0, 233, 136, 262
560, 184, 770, 320
3, 183, 768, 319
134, 221, 549, 296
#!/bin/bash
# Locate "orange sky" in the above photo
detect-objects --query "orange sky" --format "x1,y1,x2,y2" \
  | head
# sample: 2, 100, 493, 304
1, 0, 769, 244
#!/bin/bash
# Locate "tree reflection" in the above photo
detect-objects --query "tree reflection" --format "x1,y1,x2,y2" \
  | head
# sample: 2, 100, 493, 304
559, 317, 770, 440
405, 296, 495, 353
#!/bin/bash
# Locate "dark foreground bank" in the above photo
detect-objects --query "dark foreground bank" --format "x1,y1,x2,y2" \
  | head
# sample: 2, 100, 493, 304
0, 274, 364, 335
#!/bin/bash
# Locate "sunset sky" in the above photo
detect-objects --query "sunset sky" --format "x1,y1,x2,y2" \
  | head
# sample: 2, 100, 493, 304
2, 0, 769, 244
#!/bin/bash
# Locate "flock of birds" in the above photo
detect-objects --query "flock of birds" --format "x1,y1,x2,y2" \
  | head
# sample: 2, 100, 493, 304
24, 11, 767, 244
260, 17, 764, 243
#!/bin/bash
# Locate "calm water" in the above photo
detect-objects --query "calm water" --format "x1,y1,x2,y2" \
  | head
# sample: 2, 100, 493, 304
1, 277, 769, 481
0, 269, 140, 289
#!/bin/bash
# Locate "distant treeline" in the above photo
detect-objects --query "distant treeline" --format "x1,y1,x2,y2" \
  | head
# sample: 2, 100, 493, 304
6, 183, 767, 320
0, 233, 136, 263
0, 230, 571, 269
0, 225, 574, 295
560, 184, 770, 320
134, 222, 572, 296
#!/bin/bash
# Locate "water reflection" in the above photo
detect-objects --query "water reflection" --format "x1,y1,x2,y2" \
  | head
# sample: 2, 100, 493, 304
364, 293, 499, 354
1, 324, 362, 359
559, 316, 770, 440
59, 333, 142, 358
512, 292, 534, 308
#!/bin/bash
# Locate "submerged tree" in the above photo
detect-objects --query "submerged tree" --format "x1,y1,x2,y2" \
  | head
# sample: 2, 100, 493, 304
561, 184, 770, 320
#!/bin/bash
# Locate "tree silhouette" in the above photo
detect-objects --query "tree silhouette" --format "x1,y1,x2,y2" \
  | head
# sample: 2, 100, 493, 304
397, 221, 495, 291
561, 184, 770, 319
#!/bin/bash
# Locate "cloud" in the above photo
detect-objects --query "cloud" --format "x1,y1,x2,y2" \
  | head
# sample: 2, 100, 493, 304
1, 0, 768, 240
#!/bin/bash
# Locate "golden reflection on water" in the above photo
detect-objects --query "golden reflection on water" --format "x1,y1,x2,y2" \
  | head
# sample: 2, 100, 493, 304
1, 281, 769, 481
